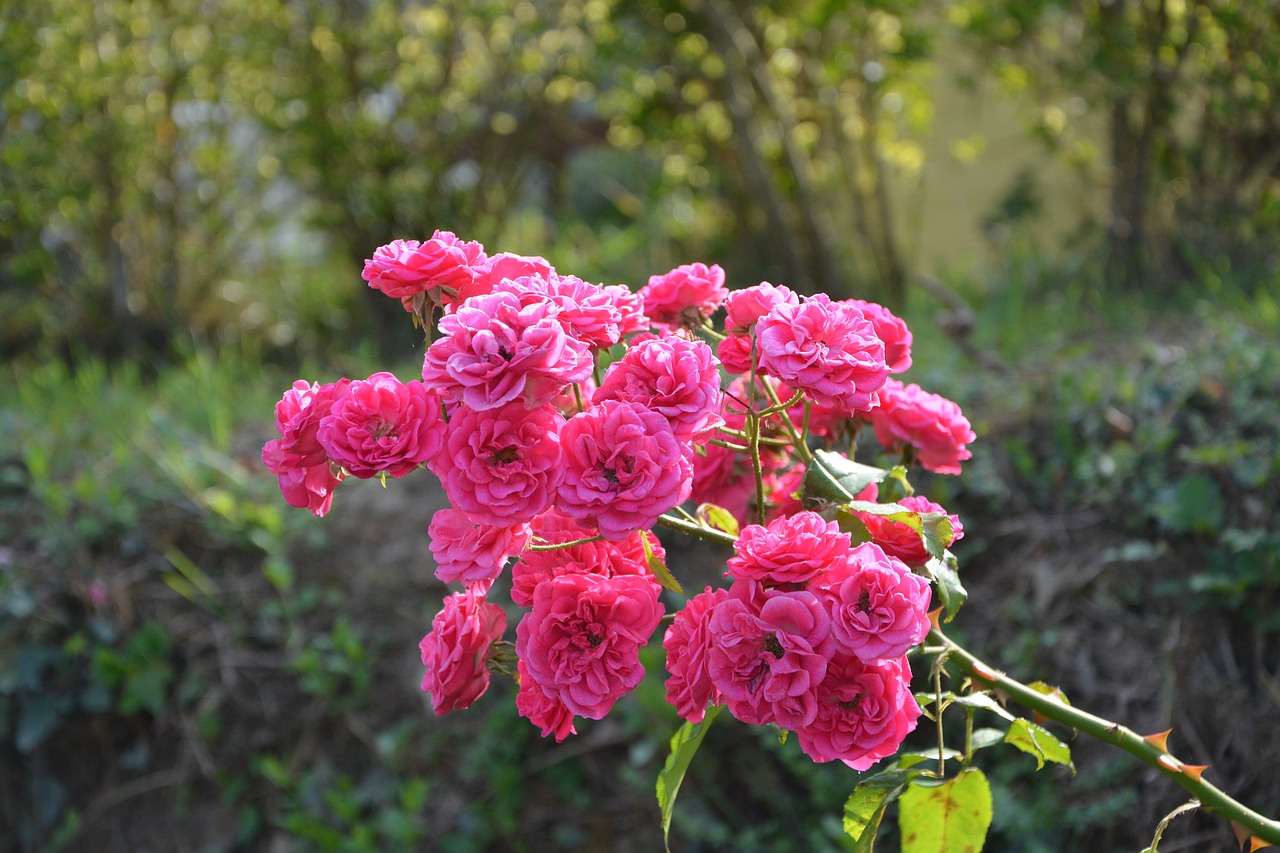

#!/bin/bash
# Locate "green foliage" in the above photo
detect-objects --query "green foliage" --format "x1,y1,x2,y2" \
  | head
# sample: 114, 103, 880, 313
657, 705, 724, 851
898, 769, 993, 853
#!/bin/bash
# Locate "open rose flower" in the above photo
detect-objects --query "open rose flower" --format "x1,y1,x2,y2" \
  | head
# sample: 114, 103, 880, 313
593, 337, 725, 442
317, 372, 442, 479
664, 587, 730, 724
422, 290, 593, 411
431, 401, 564, 527
640, 262, 728, 331
868, 379, 976, 475
476, 252, 555, 291
496, 273, 623, 349
858, 495, 964, 569
811, 543, 932, 661
419, 592, 507, 716
727, 511, 853, 586
511, 511, 660, 607
515, 573, 664, 719
845, 299, 913, 374
719, 282, 800, 374
707, 582, 834, 729
516, 659, 577, 742
362, 232, 489, 312
428, 509, 532, 591
261, 378, 351, 516
555, 400, 694, 540
796, 653, 920, 770
603, 284, 651, 335
756, 294, 888, 412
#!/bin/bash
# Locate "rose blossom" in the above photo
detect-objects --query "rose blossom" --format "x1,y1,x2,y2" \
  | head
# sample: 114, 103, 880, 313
858, 495, 964, 569
868, 378, 976, 475
418, 591, 507, 716
476, 252, 555, 291
796, 653, 920, 770
317, 372, 443, 479
555, 401, 694, 540
756, 294, 888, 412
516, 659, 578, 742
707, 582, 834, 729
515, 573, 664, 719
511, 511, 660, 607
261, 378, 351, 516
362, 232, 489, 312
428, 509, 532, 591
718, 282, 801, 374
811, 543, 932, 661
640, 262, 728, 331
663, 587, 730, 723
845, 299, 913, 374
602, 284, 651, 335
727, 511, 853, 586
593, 337, 725, 442
496, 273, 623, 349
422, 290, 593, 411
430, 401, 564, 527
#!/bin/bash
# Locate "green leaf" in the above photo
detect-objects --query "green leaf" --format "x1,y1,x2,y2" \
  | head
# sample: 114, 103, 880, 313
844, 766, 924, 851
641, 531, 684, 595
924, 554, 967, 620
803, 449, 897, 504
695, 503, 740, 538
948, 692, 1015, 722
656, 705, 723, 851
899, 768, 993, 853
1004, 718, 1074, 771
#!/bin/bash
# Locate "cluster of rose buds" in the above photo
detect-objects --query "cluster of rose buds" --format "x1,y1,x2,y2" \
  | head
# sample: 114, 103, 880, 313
262, 229, 976, 770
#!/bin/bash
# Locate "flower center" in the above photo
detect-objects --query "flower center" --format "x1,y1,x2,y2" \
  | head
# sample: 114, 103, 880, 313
764, 635, 785, 659
493, 445, 519, 464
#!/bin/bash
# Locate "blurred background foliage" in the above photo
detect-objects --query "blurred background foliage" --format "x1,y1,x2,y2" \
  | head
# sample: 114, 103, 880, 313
2, 1, 1279, 851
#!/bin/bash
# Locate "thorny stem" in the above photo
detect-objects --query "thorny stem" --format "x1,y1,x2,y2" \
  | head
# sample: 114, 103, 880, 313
928, 627, 1280, 846
526, 534, 604, 551
748, 412, 766, 526
759, 378, 811, 464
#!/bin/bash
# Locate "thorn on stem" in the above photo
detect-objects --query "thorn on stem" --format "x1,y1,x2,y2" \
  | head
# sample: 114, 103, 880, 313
1181, 764, 1210, 782
1143, 729, 1173, 752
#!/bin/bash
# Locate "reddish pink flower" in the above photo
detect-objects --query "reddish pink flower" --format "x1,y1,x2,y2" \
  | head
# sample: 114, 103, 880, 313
727, 511, 853, 586
555, 401, 694, 540
868, 379, 976, 475
796, 653, 920, 770
845, 299, 913, 374
640, 262, 728, 331
858, 495, 964, 569
496, 273, 623, 349
428, 509, 532, 591
515, 573, 664, 719
362, 233, 489, 311
602, 284, 651, 336
756, 294, 888, 412
431, 401, 564, 527
663, 587, 730, 723
811, 543, 931, 661
762, 465, 806, 522
725, 282, 800, 333
707, 583, 834, 729
511, 516, 660, 607
318, 372, 443, 479
262, 379, 351, 516
419, 591, 507, 716
477, 252, 555, 290
422, 291, 593, 411
516, 659, 578, 742
593, 337, 725, 442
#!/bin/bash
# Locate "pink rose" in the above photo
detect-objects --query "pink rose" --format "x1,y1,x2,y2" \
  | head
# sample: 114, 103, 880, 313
428, 509, 532, 591
868, 379, 976, 475
362, 233, 489, 311
663, 587, 730, 723
858, 495, 964, 569
796, 653, 920, 770
495, 273, 623, 349
511, 512, 660, 606
640, 262, 728, 331
419, 591, 507, 716
515, 573, 664, 719
262, 378, 351, 516
811, 543, 932, 661
317, 372, 443, 479
725, 282, 800, 333
421, 291, 593, 411
516, 659, 578, 742
756, 294, 888, 412
555, 401, 694, 541
431, 401, 564, 527
707, 582, 834, 729
844, 299, 913, 374
593, 337, 725, 442
602, 284, 651, 336
727, 511, 853, 586
476, 252, 555, 290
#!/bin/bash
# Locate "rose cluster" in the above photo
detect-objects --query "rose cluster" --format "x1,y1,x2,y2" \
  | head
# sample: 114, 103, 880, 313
262, 230, 977, 772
